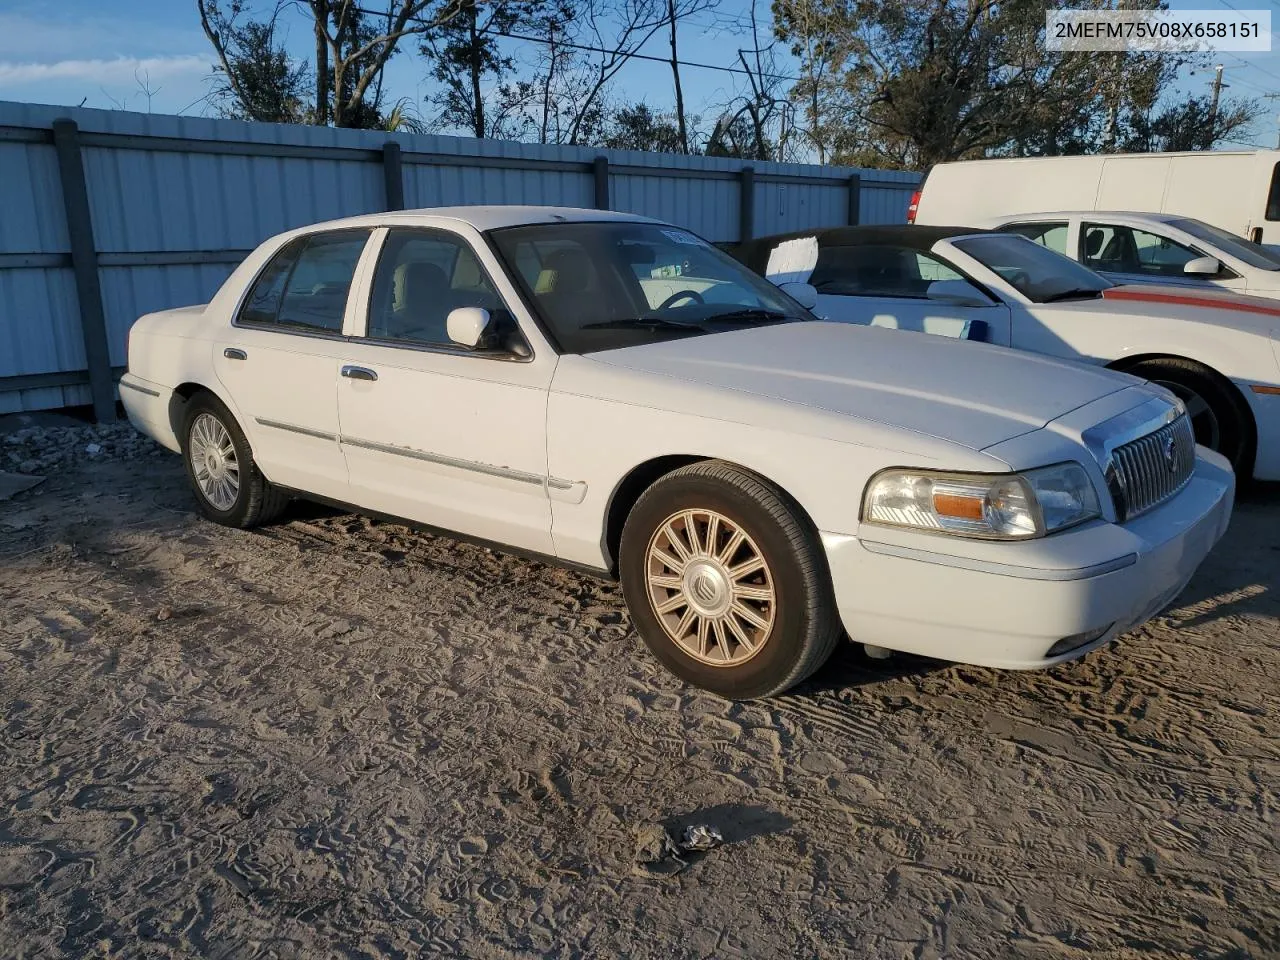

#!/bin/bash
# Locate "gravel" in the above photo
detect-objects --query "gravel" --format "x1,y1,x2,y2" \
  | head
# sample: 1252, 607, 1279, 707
1, 420, 165, 475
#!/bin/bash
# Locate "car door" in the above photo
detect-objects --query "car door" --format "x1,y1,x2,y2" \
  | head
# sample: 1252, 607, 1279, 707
213, 229, 372, 501
335, 225, 557, 554
808, 243, 1010, 344
1079, 221, 1247, 292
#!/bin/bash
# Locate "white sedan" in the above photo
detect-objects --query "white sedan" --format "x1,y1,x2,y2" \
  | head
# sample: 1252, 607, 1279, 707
731, 225, 1280, 482
972, 210, 1280, 296
121, 207, 1233, 698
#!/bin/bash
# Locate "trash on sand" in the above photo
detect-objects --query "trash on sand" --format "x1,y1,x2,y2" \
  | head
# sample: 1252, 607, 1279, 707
634, 822, 724, 876
85, 443, 103, 455
678, 824, 723, 852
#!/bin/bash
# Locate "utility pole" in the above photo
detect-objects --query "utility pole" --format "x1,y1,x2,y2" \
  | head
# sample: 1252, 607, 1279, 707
1264, 94, 1280, 148
1209, 64, 1225, 128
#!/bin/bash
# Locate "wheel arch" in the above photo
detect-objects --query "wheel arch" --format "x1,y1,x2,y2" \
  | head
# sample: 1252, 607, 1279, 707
1107, 352, 1258, 470
599, 453, 824, 576
168, 381, 249, 449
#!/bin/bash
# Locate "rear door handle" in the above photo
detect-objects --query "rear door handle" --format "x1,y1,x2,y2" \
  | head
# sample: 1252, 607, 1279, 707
341, 365, 378, 382
223, 347, 247, 360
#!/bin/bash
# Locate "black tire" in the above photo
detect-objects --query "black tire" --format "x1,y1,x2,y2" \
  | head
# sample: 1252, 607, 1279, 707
618, 460, 842, 699
1129, 358, 1254, 476
180, 392, 289, 528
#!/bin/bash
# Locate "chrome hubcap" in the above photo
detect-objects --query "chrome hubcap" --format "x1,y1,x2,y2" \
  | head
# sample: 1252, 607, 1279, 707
1153, 379, 1221, 451
645, 509, 776, 667
188, 413, 239, 511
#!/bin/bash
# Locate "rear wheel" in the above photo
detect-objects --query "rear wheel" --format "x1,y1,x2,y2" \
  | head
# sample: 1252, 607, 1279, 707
619, 460, 841, 699
181, 393, 289, 528
1128, 358, 1253, 476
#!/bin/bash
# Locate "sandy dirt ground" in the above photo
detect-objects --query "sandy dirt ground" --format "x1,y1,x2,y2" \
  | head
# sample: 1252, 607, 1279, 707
0, 436, 1277, 959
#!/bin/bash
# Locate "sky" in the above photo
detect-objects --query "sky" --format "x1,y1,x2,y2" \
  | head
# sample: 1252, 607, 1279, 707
3, 0, 1280, 151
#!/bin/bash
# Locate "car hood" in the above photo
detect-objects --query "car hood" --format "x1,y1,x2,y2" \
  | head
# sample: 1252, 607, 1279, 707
1094, 284, 1280, 336
585, 321, 1136, 451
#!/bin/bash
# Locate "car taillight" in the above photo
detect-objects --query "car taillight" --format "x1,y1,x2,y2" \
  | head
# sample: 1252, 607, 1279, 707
906, 190, 921, 223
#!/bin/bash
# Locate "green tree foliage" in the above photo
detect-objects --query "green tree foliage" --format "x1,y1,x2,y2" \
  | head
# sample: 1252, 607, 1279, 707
774, 0, 1260, 169
198, 1, 310, 123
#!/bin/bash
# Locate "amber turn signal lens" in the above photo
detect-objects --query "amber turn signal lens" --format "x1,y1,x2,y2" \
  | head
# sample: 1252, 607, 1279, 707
932, 492, 985, 521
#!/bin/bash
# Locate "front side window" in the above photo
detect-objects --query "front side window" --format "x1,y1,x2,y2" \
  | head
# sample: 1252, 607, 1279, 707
1082, 223, 1200, 277
238, 230, 370, 333
489, 221, 809, 355
367, 229, 507, 346
1267, 162, 1280, 221
1003, 222, 1069, 256
952, 234, 1111, 303
807, 245, 965, 298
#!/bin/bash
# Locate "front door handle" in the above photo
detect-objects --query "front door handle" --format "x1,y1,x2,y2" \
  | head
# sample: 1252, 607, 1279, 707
224, 347, 247, 360
341, 365, 378, 382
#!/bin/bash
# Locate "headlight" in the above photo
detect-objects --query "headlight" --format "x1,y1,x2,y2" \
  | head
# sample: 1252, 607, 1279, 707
862, 462, 1100, 540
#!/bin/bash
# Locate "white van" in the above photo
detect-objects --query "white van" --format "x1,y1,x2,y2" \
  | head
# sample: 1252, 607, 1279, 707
910, 150, 1280, 245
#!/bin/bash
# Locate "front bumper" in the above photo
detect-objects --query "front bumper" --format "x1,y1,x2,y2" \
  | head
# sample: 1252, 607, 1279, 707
822, 450, 1234, 669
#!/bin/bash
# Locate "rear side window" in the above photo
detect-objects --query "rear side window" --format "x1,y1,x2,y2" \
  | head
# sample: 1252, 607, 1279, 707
238, 239, 302, 326
238, 230, 371, 333
808, 244, 964, 298
1268, 162, 1280, 221
1003, 222, 1069, 256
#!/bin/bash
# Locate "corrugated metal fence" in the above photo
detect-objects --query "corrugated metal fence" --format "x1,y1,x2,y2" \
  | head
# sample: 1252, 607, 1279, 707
0, 100, 921, 417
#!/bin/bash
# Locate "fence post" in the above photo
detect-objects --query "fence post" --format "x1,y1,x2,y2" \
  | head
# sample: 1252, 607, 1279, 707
382, 141, 405, 211
593, 156, 610, 210
847, 173, 862, 226
738, 165, 755, 242
51, 118, 115, 423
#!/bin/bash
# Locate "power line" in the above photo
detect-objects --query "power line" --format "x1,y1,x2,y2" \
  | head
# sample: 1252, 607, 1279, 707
351, 3, 803, 81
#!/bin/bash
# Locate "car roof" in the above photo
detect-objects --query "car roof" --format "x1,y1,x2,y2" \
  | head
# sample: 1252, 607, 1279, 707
730, 224, 994, 258
290, 205, 659, 234
972, 211, 1184, 226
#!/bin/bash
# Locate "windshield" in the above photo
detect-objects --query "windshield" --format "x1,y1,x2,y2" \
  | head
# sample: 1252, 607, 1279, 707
1169, 217, 1280, 270
951, 234, 1112, 302
488, 221, 811, 354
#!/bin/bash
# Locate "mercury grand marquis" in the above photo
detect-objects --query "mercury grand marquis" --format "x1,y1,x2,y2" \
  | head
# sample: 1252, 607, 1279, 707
119, 206, 1234, 699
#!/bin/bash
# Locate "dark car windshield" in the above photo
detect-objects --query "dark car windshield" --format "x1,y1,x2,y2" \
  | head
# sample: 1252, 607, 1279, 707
952, 233, 1112, 302
488, 221, 811, 354
1169, 217, 1280, 270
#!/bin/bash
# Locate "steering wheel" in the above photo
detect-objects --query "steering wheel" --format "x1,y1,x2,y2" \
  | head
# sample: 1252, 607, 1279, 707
658, 289, 705, 309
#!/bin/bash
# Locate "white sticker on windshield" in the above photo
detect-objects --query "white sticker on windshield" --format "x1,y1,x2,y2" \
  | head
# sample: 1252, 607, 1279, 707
662, 229, 703, 246
765, 236, 818, 285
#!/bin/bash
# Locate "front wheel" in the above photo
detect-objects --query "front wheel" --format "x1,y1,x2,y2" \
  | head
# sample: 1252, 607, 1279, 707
180, 393, 289, 528
619, 461, 842, 699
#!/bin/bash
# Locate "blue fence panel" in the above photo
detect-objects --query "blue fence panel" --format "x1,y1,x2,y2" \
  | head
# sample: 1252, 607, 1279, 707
0, 99, 921, 413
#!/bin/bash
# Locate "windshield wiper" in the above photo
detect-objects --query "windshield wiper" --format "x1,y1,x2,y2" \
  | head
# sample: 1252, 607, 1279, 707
704, 308, 796, 324
1041, 288, 1104, 303
579, 317, 709, 332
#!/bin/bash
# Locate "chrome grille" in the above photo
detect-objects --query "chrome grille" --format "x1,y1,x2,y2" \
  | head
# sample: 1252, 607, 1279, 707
1107, 414, 1196, 521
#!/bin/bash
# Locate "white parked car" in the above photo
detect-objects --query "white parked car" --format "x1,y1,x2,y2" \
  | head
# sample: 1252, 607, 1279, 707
970, 211, 1280, 297
731, 225, 1280, 482
121, 207, 1233, 699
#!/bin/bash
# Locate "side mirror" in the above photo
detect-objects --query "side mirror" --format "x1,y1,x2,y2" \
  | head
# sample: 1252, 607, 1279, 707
447, 306, 493, 348
778, 281, 818, 310
1183, 256, 1221, 276
926, 278, 990, 308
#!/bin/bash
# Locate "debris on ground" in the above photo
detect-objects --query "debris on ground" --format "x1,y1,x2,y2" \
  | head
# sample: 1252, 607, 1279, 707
634, 822, 725, 875
0, 420, 162, 475
0, 471, 45, 501
678, 824, 723, 853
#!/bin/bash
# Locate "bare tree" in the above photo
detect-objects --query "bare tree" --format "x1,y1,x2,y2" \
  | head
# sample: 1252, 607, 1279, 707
708, 3, 794, 160
664, 0, 718, 153
563, 0, 667, 145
